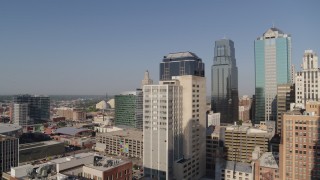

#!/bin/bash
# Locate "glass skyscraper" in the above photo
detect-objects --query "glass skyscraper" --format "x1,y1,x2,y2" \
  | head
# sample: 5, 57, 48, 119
211, 39, 239, 124
13, 94, 50, 124
254, 27, 292, 124
159, 52, 205, 80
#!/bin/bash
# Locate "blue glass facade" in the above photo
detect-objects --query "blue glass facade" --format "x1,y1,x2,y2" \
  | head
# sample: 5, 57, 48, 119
254, 40, 265, 123
254, 28, 291, 124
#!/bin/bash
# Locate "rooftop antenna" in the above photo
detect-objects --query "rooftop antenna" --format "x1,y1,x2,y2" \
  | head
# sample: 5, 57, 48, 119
272, 21, 275, 28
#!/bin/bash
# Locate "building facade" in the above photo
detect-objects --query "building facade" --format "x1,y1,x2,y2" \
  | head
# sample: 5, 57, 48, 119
143, 75, 206, 180
239, 95, 252, 122
206, 126, 224, 178
220, 161, 253, 180
159, 52, 205, 80
0, 135, 19, 176
253, 152, 280, 180
254, 27, 292, 124
276, 83, 295, 135
115, 89, 143, 130
13, 95, 50, 123
207, 111, 221, 127
13, 103, 32, 126
295, 50, 319, 108
211, 39, 239, 124
143, 80, 183, 180
95, 129, 143, 158
224, 125, 271, 163
280, 101, 320, 180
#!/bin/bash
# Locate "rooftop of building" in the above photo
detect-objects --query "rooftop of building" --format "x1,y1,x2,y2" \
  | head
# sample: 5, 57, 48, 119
55, 127, 91, 136
97, 128, 143, 141
226, 125, 268, 134
85, 157, 129, 172
50, 152, 94, 164
162, 51, 202, 62
19, 140, 63, 150
258, 152, 279, 169
0, 134, 17, 141
259, 26, 290, 40
0, 123, 22, 134
206, 125, 220, 137
224, 161, 252, 173
117, 90, 141, 96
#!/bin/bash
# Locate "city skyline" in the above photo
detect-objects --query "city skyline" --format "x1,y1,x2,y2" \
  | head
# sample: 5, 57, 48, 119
0, 1, 319, 96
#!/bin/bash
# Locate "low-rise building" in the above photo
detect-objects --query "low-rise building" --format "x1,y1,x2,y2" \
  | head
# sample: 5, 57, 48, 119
94, 125, 122, 134
19, 141, 65, 163
220, 161, 253, 180
3, 152, 132, 180
0, 123, 23, 137
55, 107, 86, 121
53, 135, 95, 148
96, 129, 143, 158
253, 152, 280, 180
55, 127, 92, 137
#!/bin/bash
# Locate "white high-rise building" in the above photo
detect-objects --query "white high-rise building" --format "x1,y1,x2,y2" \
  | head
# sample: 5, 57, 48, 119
13, 103, 32, 126
295, 50, 319, 108
143, 75, 206, 180
143, 80, 183, 180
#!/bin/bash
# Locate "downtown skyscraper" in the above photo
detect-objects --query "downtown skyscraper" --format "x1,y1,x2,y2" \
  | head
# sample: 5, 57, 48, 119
144, 52, 206, 179
254, 27, 292, 124
12, 94, 50, 124
211, 39, 239, 124
295, 50, 319, 108
159, 52, 205, 80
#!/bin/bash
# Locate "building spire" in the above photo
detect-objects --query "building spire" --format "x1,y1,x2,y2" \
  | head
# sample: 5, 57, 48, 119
141, 70, 153, 88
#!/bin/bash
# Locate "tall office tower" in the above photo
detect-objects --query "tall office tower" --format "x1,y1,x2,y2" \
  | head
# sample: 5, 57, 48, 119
143, 75, 206, 180
0, 135, 19, 176
279, 101, 320, 180
159, 52, 205, 80
291, 64, 295, 84
211, 39, 239, 125
13, 95, 50, 123
13, 103, 32, 126
143, 81, 183, 180
141, 70, 153, 88
295, 50, 319, 108
254, 27, 292, 124
276, 84, 295, 135
114, 89, 143, 130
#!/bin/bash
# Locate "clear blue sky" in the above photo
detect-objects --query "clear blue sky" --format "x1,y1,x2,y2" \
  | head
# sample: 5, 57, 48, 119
0, 1, 319, 96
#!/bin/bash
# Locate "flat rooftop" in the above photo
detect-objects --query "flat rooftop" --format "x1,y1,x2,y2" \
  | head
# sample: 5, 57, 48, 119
225, 161, 252, 174
85, 157, 128, 172
0, 123, 22, 134
50, 152, 94, 164
19, 140, 63, 150
259, 152, 279, 169
98, 128, 143, 141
